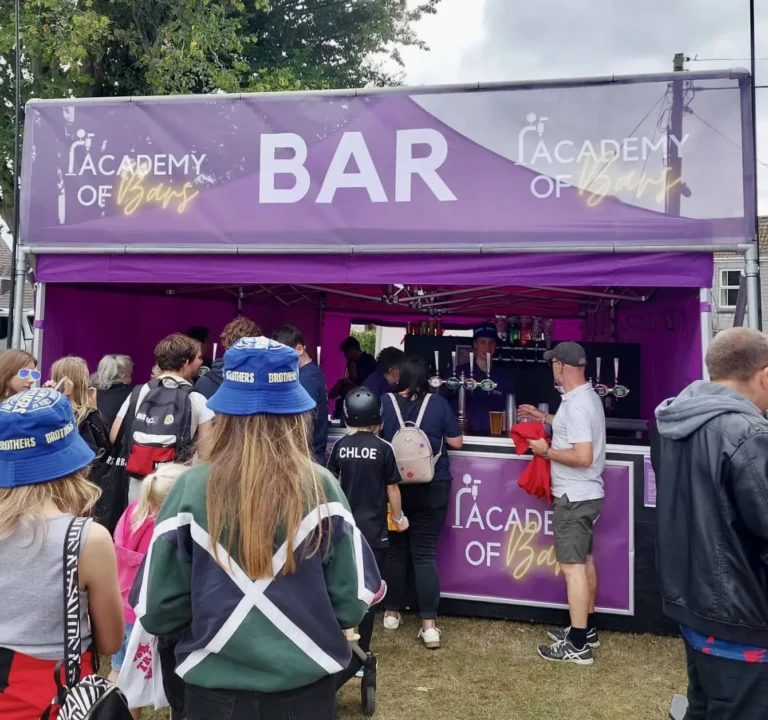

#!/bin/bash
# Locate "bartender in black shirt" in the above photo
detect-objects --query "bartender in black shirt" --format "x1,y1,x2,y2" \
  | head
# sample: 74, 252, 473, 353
327, 387, 407, 669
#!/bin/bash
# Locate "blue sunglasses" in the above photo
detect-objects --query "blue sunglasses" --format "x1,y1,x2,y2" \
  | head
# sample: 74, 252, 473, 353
18, 369, 42, 381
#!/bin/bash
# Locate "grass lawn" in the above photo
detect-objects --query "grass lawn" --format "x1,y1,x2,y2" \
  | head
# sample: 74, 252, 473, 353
137, 615, 687, 720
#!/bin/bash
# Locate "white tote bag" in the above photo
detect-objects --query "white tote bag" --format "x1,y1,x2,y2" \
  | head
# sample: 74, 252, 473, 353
117, 619, 168, 710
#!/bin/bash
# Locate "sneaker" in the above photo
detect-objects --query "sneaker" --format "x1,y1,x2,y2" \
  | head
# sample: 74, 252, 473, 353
537, 639, 594, 665
547, 626, 600, 648
418, 627, 441, 649
383, 613, 402, 631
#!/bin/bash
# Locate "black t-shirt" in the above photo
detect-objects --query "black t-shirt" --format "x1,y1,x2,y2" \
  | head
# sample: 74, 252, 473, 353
327, 432, 401, 548
355, 353, 377, 384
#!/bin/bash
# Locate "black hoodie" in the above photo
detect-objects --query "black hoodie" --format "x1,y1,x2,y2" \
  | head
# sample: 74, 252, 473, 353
195, 358, 225, 400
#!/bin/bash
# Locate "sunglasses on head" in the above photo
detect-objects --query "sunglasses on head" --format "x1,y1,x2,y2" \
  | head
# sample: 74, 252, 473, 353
18, 369, 41, 381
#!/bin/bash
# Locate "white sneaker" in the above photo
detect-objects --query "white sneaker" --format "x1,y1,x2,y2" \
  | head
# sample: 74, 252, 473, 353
383, 613, 402, 631
418, 627, 441, 649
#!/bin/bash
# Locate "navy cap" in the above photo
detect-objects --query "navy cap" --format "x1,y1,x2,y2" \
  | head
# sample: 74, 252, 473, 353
207, 337, 317, 416
0, 389, 95, 488
473, 322, 500, 343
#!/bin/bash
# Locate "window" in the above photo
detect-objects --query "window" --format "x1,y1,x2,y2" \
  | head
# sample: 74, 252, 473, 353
719, 269, 742, 309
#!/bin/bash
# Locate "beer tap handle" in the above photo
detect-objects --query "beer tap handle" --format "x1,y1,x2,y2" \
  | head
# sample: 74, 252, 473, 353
451, 351, 457, 375
596, 357, 602, 382
317, 346, 321, 367
614, 357, 619, 384
486, 352, 492, 377
469, 351, 474, 375
435, 350, 440, 377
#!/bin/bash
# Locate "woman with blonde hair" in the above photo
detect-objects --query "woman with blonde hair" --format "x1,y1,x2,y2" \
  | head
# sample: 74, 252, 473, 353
110, 463, 186, 719
0, 349, 39, 400
50, 356, 111, 458
0, 388, 124, 719
138, 337, 383, 720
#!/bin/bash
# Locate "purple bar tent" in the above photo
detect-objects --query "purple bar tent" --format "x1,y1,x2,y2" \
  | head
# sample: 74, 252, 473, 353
15, 69, 758, 633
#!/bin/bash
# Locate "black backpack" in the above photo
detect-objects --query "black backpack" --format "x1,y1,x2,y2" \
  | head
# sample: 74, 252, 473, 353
40, 517, 133, 720
125, 378, 194, 478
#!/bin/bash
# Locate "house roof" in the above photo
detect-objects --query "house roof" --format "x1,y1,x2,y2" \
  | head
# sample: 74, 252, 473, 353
714, 216, 767, 261
0, 243, 34, 311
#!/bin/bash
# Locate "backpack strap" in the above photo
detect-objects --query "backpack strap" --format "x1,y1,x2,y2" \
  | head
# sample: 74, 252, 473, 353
387, 393, 407, 429
61, 517, 89, 690
414, 394, 432, 428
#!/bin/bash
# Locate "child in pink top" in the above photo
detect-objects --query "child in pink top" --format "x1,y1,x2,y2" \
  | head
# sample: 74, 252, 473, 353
107, 463, 186, 717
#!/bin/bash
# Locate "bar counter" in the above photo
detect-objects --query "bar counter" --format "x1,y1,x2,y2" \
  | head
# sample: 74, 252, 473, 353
327, 428, 672, 635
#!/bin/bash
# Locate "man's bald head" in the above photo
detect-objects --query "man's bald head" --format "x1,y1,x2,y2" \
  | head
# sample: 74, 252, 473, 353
706, 328, 768, 382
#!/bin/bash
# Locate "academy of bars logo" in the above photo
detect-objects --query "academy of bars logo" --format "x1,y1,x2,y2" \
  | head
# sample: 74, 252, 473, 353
516, 112, 689, 207
62, 129, 206, 221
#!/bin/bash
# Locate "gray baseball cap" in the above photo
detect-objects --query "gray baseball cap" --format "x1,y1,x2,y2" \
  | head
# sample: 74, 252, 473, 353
543, 342, 587, 367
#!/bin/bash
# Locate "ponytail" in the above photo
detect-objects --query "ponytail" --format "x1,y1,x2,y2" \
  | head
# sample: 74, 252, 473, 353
131, 463, 187, 532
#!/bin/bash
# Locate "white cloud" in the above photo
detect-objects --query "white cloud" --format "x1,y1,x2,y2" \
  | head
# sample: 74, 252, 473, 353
403, 0, 768, 215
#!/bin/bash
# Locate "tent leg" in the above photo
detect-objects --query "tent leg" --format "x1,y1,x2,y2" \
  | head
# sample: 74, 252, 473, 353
11, 245, 26, 349
32, 281, 46, 364
699, 288, 712, 381
745, 242, 760, 330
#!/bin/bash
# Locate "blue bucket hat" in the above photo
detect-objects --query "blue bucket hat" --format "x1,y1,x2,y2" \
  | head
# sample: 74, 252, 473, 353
0, 388, 96, 488
207, 337, 317, 416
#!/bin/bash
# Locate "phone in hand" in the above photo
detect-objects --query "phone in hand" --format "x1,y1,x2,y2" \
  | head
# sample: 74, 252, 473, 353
54, 377, 69, 393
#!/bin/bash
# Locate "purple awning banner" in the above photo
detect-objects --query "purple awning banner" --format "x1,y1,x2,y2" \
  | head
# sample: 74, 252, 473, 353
21, 71, 753, 251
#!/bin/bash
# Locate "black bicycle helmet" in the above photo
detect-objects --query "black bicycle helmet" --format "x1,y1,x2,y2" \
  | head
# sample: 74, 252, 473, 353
343, 387, 382, 427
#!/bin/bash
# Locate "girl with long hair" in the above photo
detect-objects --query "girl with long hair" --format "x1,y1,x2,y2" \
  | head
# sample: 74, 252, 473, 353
0, 388, 124, 720
50, 356, 111, 457
0, 349, 38, 400
137, 337, 382, 720
380, 355, 463, 649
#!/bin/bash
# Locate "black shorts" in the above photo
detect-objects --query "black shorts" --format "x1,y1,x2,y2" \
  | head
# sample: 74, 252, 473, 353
553, 494, 602, 565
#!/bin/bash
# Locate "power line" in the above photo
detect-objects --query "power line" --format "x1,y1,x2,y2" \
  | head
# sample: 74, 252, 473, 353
689, 57, 768, 62
688, 110, 768, 169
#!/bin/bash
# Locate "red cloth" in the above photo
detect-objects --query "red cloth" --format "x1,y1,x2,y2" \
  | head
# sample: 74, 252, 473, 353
0, 648, 95, 720
510, 422, 552, 504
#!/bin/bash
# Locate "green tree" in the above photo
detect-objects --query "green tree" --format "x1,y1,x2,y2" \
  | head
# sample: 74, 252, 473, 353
0, 0, 441, 228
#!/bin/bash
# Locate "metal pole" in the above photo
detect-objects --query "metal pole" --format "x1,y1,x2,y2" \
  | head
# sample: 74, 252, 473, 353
749, 0, 762, 329
745, 242, 760, 329
7, 0, 21, 349
11, 242, 25, 348
699, 288, 712, 380
32, 281, 45, 362
667, 53, 685, 216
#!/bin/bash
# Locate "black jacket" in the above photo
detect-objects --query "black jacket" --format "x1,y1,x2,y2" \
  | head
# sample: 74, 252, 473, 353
652, 380, 768, 647
195, 358, 225, 400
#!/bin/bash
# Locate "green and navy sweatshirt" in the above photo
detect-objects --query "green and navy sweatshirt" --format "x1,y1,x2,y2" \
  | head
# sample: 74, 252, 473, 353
135, 463, 381, 693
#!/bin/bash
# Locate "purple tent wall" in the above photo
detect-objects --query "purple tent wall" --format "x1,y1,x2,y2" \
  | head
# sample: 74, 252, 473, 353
586, 288, 701, 419
41, 286, 321, 380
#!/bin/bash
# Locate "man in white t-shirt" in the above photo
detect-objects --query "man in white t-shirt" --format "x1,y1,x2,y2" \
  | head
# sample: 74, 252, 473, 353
110, 333, 214, 502
519, 342, 606, 666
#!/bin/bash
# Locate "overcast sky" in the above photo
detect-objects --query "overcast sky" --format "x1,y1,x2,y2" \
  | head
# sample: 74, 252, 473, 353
400, 0, 768, 215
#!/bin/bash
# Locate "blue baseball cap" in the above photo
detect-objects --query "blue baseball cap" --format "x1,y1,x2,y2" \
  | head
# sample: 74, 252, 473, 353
473, 322, 500, 343
207, 337, 317, 416
0, 389, 96, 488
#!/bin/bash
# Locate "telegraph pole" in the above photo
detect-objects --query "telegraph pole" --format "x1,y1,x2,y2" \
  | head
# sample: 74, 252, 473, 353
666, 53, 685, 216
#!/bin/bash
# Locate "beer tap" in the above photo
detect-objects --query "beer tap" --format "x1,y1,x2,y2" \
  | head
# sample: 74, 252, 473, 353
456, 351, 468, 430
593, 357, 610, 398
478, 351, 497, 393
611, 357, 630, 398
428, 350, 443, 390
